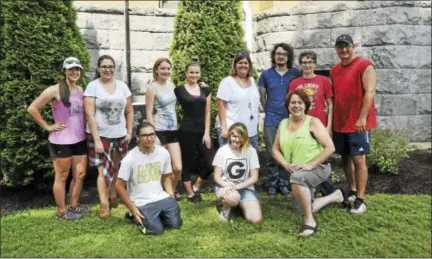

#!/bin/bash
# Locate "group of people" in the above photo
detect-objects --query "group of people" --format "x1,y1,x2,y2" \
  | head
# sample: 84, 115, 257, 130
27, 33, 377, 237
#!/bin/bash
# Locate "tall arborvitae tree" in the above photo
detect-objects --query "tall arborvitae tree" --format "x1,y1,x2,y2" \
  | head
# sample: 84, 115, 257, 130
169, 0, 248, 143
0, 0, 90, 187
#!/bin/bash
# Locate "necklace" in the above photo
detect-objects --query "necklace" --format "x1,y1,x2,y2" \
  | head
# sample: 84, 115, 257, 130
287, 116, 306, 163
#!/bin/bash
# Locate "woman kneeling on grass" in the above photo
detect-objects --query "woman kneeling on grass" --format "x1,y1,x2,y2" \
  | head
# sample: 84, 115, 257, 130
272, 89, 349, 237
27, 57, 88, 220
213, 122, 262, 224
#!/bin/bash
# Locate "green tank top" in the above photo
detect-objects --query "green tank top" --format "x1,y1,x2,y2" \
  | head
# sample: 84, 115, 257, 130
279, 115, 323, 164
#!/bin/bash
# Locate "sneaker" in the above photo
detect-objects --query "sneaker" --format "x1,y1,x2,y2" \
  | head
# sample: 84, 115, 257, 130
137, 224, 147, 234
348, 195, 356, 203
69, 204, 89, 215
57, 210, 82, 220
124, 211, 134, 222
268, 186, 277, 196
350, 200, 367, 214
174, 191, 182, 201
187, 193, 202, 203
279, 186, 291, 196
219, 207, 231, 222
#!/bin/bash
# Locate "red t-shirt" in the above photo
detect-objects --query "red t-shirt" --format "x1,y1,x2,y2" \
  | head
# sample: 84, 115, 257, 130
330, 56, 377, 133
289, 75, 333, 126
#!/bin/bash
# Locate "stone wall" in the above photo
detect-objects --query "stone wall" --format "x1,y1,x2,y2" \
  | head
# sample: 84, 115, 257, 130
253, 1, 431, 142
74, 2, 175, 103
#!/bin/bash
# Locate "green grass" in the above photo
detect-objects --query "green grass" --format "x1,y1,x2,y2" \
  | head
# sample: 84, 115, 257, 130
1, 194, 431, 258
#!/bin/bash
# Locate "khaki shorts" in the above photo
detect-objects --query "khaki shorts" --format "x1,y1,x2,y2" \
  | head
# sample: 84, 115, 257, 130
290, 163, 331, 189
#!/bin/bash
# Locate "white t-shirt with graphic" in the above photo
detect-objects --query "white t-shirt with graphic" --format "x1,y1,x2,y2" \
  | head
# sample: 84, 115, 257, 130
84, 79, 132, 138
215, 76, 260, 137
118, 145, 172, 207
212, 145, 260, 191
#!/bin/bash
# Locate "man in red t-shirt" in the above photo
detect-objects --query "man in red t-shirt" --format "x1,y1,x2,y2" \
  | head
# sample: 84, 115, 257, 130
330, 34, 377, 215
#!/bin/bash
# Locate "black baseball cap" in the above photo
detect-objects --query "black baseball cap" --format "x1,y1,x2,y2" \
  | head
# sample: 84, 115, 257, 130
335, 34, 353, 46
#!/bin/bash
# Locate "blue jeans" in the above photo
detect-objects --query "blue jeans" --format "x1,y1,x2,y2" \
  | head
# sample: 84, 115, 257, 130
264, 126, 289, 188
137, 197, 182, 235
216, 128, 258, 150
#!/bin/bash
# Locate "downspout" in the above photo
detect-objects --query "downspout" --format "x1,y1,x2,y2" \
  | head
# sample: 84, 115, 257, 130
242, 1, 253, 51
124, 0, 132, 89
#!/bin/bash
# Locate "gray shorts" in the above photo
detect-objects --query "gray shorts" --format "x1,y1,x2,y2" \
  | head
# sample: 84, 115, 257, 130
290, 164, 331, 189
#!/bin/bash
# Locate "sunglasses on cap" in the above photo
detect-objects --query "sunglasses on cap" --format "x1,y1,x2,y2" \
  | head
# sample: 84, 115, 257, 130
236, 51, 250, 58
65, 59, 81, 65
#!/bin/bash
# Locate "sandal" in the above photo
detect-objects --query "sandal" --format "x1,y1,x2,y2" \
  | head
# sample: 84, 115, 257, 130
299, 224, 318, 237
99, 204, 110, 219
57, 210, 82, 220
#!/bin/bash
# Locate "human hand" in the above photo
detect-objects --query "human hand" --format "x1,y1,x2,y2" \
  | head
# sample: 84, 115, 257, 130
221, 127, 228, 140
95, 139, 104, 154
46, 122, 66, 132
355, 118, 367, 134
291, 164, 315, 172
202, 134, 211, 149
282, 161, 294, 174
199, 82, 208, 88
126, 133, 132, 144
132, 207, 145, 226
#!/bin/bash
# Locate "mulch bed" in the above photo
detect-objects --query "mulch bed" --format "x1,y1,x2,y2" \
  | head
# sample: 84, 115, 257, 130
1, 150, 430, 216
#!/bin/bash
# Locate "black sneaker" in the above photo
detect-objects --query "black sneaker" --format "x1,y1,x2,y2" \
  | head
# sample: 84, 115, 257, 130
124, 211, 134, 222
187, 193, 202, 203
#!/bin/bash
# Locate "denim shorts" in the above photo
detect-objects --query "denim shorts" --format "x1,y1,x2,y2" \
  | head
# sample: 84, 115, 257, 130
215, 185, 259, 202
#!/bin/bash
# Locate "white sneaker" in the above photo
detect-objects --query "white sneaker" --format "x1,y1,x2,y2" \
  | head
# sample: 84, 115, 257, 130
350, 202, 367, 214
219, 207, 231, 222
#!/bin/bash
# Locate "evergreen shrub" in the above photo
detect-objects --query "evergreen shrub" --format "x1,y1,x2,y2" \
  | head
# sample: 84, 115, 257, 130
0, 0, 90, 187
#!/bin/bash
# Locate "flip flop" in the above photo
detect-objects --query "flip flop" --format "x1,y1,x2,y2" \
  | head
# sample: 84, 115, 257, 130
339, 188, 351, 209
299, 224, 318, 237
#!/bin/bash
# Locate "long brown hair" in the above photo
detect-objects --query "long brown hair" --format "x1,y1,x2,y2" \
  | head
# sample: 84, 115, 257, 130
58, 79, 71, 107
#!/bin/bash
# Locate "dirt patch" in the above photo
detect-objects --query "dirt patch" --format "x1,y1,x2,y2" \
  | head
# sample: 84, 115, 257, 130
1, 150, 430, 216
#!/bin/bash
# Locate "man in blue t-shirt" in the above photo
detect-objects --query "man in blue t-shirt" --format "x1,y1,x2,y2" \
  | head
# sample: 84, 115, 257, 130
258, 43, 301, 196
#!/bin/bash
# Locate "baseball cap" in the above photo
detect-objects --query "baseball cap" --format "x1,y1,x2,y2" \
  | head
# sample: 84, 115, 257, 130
334, 34, 354, 46
63, 57, 83, 70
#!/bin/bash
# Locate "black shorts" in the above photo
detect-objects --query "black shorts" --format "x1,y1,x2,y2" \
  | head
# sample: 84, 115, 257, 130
48, 140, 87, 158
156, 131, 178, 145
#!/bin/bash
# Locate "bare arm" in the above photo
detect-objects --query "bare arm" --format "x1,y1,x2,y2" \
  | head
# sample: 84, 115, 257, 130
27, 86, 64, 132
217, 98, 228, 139
235, 168, 259, 190
309, 117, 335, 167
202, 94, 212, 148
258, 87, 267, 111
84, 97, 103, 153
357, 65, 376, 133
325, 98, 334, 133
125, 96, 133, 142
116, 178, 145, 224
162, 173, 174, 196
145, 86, 156, 126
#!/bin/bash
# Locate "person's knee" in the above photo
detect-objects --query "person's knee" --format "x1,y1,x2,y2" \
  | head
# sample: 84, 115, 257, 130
290, 173, 307, 187
74, 170, 86, 181
55, 171, 69, 182
245, 214, 262, 224
222, 191, 241, 207
352, 156, 366, 168
169, 216, 182, 230
150, 225, 164, 235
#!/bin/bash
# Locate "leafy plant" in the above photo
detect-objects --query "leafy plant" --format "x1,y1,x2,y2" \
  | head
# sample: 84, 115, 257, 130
0, 0, 90, 187
367, 129, 409, 174
169, 0, 248, 146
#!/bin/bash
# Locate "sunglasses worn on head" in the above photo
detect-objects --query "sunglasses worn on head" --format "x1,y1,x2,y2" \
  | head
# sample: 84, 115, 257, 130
65, 60, 81, 65
236, 51, 250, 58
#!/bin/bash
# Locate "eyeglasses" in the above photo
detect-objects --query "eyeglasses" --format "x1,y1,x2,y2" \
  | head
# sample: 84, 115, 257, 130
236, 51, 250, 58
300, 61, 315, 65
336, 44, 353, 50
100, 65, 115, 70
275, 52, 288, 57
65, 60, 81, 65
139, 133, 156, 138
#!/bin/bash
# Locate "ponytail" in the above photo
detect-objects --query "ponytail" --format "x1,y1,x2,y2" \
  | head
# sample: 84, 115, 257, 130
59, 79, 71, 107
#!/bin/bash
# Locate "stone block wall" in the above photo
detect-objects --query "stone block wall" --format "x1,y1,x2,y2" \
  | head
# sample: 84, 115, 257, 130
74, 2, 175, 103
253, 1, 431, 142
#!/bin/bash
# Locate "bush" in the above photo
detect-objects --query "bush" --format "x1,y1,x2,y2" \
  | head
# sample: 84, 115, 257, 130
0, 0, 90, 187
169, 0, 248, 145
367, 129, 409, 174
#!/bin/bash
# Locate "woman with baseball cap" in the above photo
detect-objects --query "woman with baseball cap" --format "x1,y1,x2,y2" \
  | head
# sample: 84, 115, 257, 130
28, 57, 88, 220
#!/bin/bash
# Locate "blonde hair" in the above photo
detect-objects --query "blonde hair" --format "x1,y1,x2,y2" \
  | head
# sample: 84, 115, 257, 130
152, 58, 172, 80
228, 122, 250, 153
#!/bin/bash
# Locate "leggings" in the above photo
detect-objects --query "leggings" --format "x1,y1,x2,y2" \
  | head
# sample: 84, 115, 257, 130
178, 131, 215, 182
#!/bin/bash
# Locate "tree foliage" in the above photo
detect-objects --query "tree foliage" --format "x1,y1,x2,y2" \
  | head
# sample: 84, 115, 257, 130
169, 0, 248, 143
0, 0, 90, 187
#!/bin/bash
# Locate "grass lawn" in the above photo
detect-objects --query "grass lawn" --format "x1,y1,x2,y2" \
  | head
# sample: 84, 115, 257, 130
1, 193, 431, 258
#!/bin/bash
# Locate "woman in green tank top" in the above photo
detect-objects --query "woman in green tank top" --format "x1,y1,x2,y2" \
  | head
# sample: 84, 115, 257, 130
272, 89, 350, 237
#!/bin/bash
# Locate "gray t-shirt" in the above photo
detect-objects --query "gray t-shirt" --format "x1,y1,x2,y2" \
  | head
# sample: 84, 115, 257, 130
84, 79, 132, 138
149, 82, 178, 131
212, 145, 260, 191
118, 145, 172, 207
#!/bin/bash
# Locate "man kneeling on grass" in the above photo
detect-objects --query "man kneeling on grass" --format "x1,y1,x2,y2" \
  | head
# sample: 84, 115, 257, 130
116, 121, 182, 235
